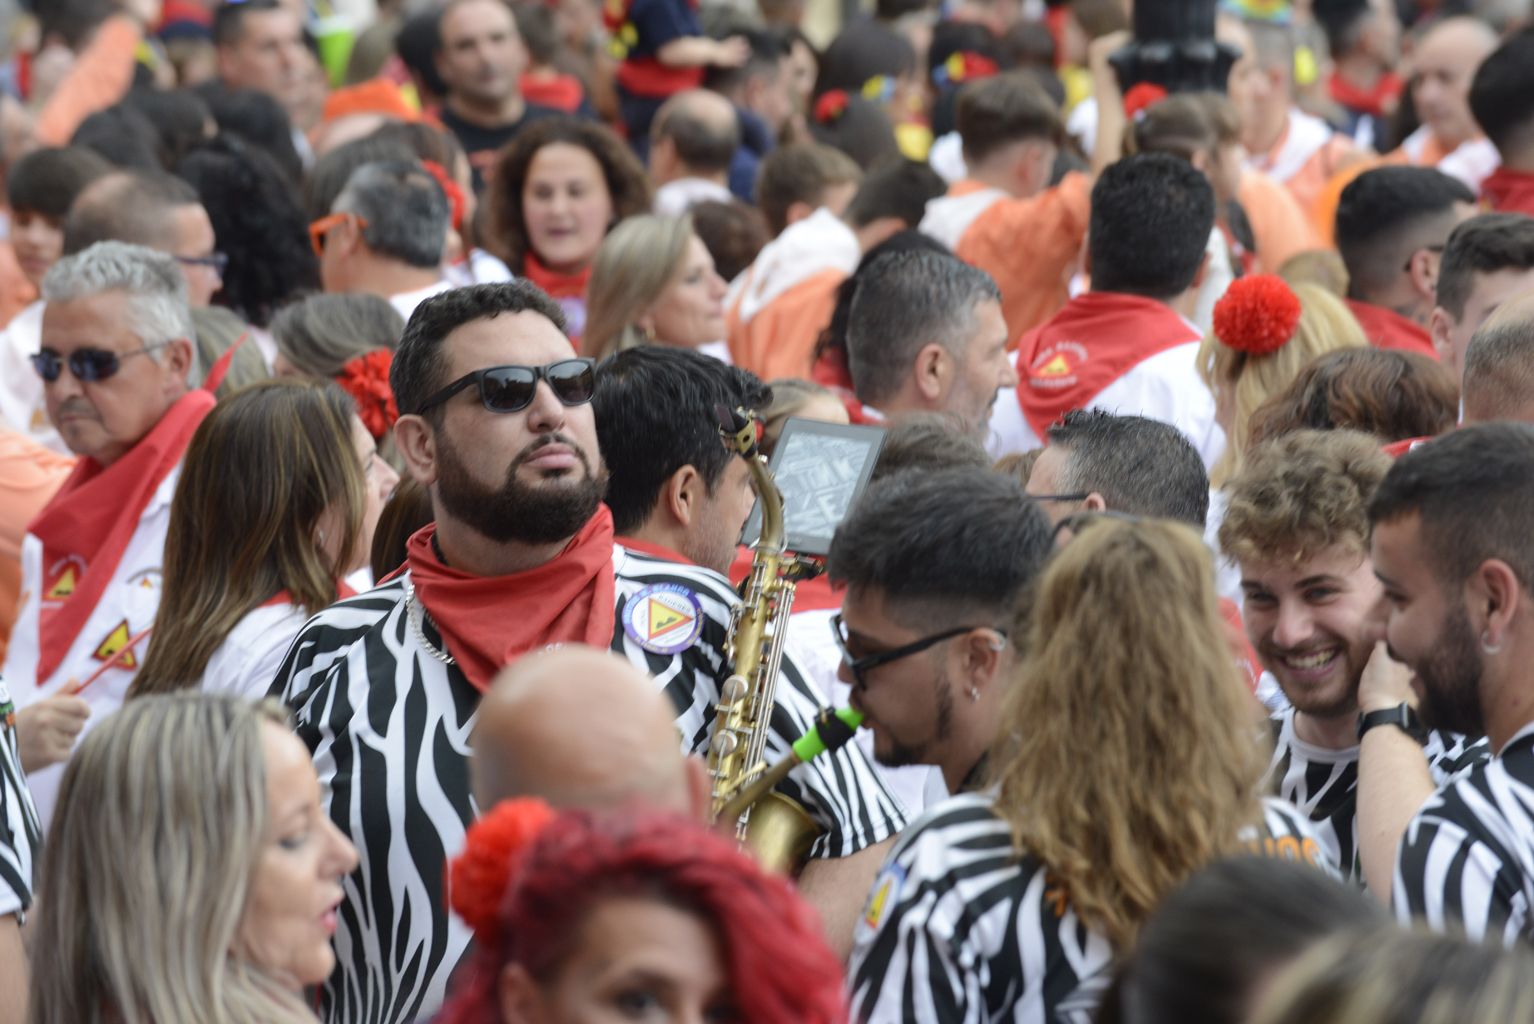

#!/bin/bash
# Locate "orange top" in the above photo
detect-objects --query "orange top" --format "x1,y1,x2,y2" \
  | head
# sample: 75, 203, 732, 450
35, 16, 141, 147
1237, 169, 1324, 272
0, 431, 74, 661
954, 172, 1092, 343
726, 267, 846, 380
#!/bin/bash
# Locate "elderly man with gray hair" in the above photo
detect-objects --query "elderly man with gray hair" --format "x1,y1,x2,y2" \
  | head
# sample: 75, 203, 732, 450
4, 242, 210, 828
845, 248, 1018, 439
315, 159, 455, 321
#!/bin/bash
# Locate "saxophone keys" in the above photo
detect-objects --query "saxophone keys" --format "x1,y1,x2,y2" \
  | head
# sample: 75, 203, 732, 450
720, 674, 750, 704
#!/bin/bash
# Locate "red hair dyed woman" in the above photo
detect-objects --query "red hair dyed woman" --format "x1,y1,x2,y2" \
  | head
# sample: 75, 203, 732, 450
438, 800, 849, 1024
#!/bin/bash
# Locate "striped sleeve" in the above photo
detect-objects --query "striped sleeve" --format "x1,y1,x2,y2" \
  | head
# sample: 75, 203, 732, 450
0, 680, 39, 919
1393, 804, 1528, 944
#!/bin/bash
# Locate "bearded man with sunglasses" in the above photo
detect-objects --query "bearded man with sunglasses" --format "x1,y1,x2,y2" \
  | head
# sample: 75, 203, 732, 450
271, 282, 910, 1024
3, 243, 200, 827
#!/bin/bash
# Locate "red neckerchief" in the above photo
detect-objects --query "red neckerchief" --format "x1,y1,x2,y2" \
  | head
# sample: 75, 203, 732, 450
812, 346, 854, 393
1344, 299, 1439, 360
1015, 292, 1200, 438
841, 396, 885, 426
1328, 70, 1402, 119
1481, 168, 1534, 217
28, 389, 215, 685
1382, 435, 1433, 458
521, 249, 592, 301
724, 545, 843, 613
405, 508, 616, 692
616, 536, 694, 565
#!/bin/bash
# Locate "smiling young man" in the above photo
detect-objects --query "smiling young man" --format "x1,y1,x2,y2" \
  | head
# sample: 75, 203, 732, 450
1219, 429, 1488, 887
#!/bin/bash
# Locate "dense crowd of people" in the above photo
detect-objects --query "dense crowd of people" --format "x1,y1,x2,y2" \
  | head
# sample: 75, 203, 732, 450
4, 0, 1534, 1020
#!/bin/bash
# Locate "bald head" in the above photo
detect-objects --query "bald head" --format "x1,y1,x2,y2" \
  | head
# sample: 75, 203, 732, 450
1463, 289, 1534, 424
651, 89, 742, 184
1412, 16, 1498, 151
471, 647, 702, 817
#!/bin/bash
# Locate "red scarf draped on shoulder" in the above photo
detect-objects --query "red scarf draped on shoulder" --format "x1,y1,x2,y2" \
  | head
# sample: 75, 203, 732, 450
406, 507, 617, 691
1481, 168, 1534, 217
1344, 299, 1439, 360
1328, 71, 1402, 119
28, 389, 216, 685
1015, 292, 1200, 438
521, 251, 592, 301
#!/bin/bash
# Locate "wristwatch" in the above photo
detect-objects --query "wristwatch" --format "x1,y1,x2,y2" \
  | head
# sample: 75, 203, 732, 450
1357, 703, 1425, 743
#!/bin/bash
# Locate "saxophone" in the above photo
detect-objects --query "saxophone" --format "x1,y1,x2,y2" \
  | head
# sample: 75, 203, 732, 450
707, 406, 822, 874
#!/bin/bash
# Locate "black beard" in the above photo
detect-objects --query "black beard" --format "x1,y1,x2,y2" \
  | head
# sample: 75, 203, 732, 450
436, 431, 607, 545
876, 674, 954, 769
1410, 607, 1486, 736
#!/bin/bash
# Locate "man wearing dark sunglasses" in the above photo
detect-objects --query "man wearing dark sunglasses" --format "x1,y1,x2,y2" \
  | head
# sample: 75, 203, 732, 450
4, 243, 201, 828
271, 282, 910, 1024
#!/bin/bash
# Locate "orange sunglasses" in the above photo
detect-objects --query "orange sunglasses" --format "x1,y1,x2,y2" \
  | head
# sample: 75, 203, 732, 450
308, 212, 369, 257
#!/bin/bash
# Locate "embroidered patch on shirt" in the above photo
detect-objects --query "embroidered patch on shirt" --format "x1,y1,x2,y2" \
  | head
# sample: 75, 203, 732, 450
858, 861, 907, 941
622, 582, 704, 655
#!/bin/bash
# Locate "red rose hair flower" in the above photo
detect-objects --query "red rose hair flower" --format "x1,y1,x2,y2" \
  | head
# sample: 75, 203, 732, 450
1123, 82, 1169, 119
421, 159, 467, 235
814, 89, 849, 124
335, 348, 400, 441
1213, 274, 1303, 356
446, 798, 558, 944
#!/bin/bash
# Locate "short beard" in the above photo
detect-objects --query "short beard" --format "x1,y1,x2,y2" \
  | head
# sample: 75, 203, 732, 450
876, 672, 955, 769
1410, 607, 1485, 736
436, 430, 606, 546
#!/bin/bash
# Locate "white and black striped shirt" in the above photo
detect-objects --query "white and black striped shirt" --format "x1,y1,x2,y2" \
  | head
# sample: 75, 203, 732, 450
271, 545, 909, 1024
847, 793, 1334, 1024
1268, 710, 1488, 882
0, 678, 39, 921
1394, 724, 1534, 944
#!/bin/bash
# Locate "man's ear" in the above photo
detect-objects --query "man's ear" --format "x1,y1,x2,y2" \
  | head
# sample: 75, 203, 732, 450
1473, 557, 1523, 652
957, 627, 1008, 693
1428, 305, 1456, 366
1083, 492, 1108, 512
1407, 248, 1440, 303
913, 342, 948, 402
661, 464, 704, 528
393, 414, 440, 488
164, 337, 195, 389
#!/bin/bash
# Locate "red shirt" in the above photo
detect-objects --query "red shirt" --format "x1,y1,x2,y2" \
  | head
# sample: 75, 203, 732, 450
1481, 168, 1534, 217
1345, 299, 1439, 360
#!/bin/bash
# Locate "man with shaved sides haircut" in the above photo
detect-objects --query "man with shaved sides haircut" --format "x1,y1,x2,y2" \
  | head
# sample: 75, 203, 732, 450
1462, 292, 1534, 425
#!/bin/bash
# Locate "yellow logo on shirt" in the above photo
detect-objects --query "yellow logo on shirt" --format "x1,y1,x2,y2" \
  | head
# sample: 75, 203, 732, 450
1037, 354, 1072, 378
93, 620, 138, 669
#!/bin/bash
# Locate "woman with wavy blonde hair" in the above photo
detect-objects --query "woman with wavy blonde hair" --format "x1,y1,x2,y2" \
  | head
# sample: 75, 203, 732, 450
1199, 275, 1366, 487
848, 518, 1328, 1024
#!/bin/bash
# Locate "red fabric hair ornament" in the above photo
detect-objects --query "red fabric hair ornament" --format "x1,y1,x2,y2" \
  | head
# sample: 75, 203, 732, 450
814, 89, 849, 124
1123, 82, 1169, 119
335, 348, 400, 441
1213, 274, 1303, 356
420, 159, 467, 235
446, 798, 558, 944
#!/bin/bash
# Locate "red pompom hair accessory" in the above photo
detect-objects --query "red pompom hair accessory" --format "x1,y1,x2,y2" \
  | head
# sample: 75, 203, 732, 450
421, 159, 467, 235
335, 348, 400, 441
1123, 82, 1169, 119
933, 50, 1000, 86
447, 798, 559, 944
1213, 274, 1303, 356
813, 89, 849, 124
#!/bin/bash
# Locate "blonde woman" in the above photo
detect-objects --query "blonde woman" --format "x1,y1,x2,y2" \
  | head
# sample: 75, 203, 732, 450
28, 694, 357, 1024
583, 213, 729, 363
847, 518, 1331, 1024
1199, 274, 1367, 487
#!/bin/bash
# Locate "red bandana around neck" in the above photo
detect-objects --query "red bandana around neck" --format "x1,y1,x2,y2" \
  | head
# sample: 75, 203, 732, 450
28, 389, 216, 686
1344, 299, 1438, 360
1328, 70, 1402, 119
521, 250, 593, 301
616, 535, 695, 565
405, 506, 617, 691
1015, 292, 1200, 438
1481, 168, 1534, 218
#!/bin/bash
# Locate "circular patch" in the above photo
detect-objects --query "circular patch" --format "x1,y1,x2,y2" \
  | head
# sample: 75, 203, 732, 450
623, 583, 704, 655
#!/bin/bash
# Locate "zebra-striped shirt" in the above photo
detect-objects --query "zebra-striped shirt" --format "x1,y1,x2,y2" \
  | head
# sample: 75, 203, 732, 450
0, 677, 39, 921
271, 545, 909, 1024
1267, 709, 1489, 882
1394, 723, 1534, 944
847, 793, 1334, 1024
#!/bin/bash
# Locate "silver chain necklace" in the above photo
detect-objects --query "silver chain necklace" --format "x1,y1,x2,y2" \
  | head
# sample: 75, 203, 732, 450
403, 581, 456, 666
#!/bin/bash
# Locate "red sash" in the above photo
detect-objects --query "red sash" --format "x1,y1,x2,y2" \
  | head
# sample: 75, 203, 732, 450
405, 507, 617, 692
1344, 299, 1438, 360
521, 250, 592, 302
28, 389, 216, 685
1015, 292, 1200, 438
1481, 168, 1534, 217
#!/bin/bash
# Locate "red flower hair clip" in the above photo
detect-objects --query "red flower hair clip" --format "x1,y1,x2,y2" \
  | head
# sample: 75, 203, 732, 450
1213, 274, 1303, 356
421, 159, 467, 235
1123, 82, 1169, 120
814, 89, 849, 124
335, 348, 400, 440
447, 798, 558, 943
934, 50, 1000, 86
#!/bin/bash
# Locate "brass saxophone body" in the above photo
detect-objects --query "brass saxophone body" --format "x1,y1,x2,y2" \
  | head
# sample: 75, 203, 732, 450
707, 407, 820, 874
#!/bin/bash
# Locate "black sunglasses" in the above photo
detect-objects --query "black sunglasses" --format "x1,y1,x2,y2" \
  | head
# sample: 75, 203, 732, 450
31, 343, 167, 383
414, 358, 597, 415
830, 613, 1005, 687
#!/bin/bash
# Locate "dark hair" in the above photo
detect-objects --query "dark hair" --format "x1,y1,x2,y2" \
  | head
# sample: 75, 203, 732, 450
396, 8, 450, 100
62, 170, 203, 254
1335, 166, 1475, 300
1434, 213, 1534, 320
39, 0, 112, 50
511, 2, 561, 65
813, 21, 916, 98
392, 282, 568, 420
652, 95, 741, 175
69, 104, 162, 171
1311, 0, 1374, 58
1469, 29, 1534, 157
815, 229, 950, 368
485, 117, 653, 272
333, 160, 451, 269
196, 85, 304, 185
689, 200, 770, 282
123, 88, 214, 171
591, 347, 771, 534
956, 72, 1063, 164
371, 476, 434, 581
1369, 422, 1534, 588
371, 120, 469, 174
1046, 410, 1210, 528
869, 413, 992, 481
808, 95, 901, 169
1098, 856, 1385, 1024
701, 28, 789, 95
212, 0, 285, 47
1247, 348, 1459, 446
828, 467, 1054, 627
1089, 154, 1215, 299
176, 135, 319, 327
303, 133, 418, 222
6, 146, 112, 218
754, 142, 862, 237
843, 159, 945, 230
